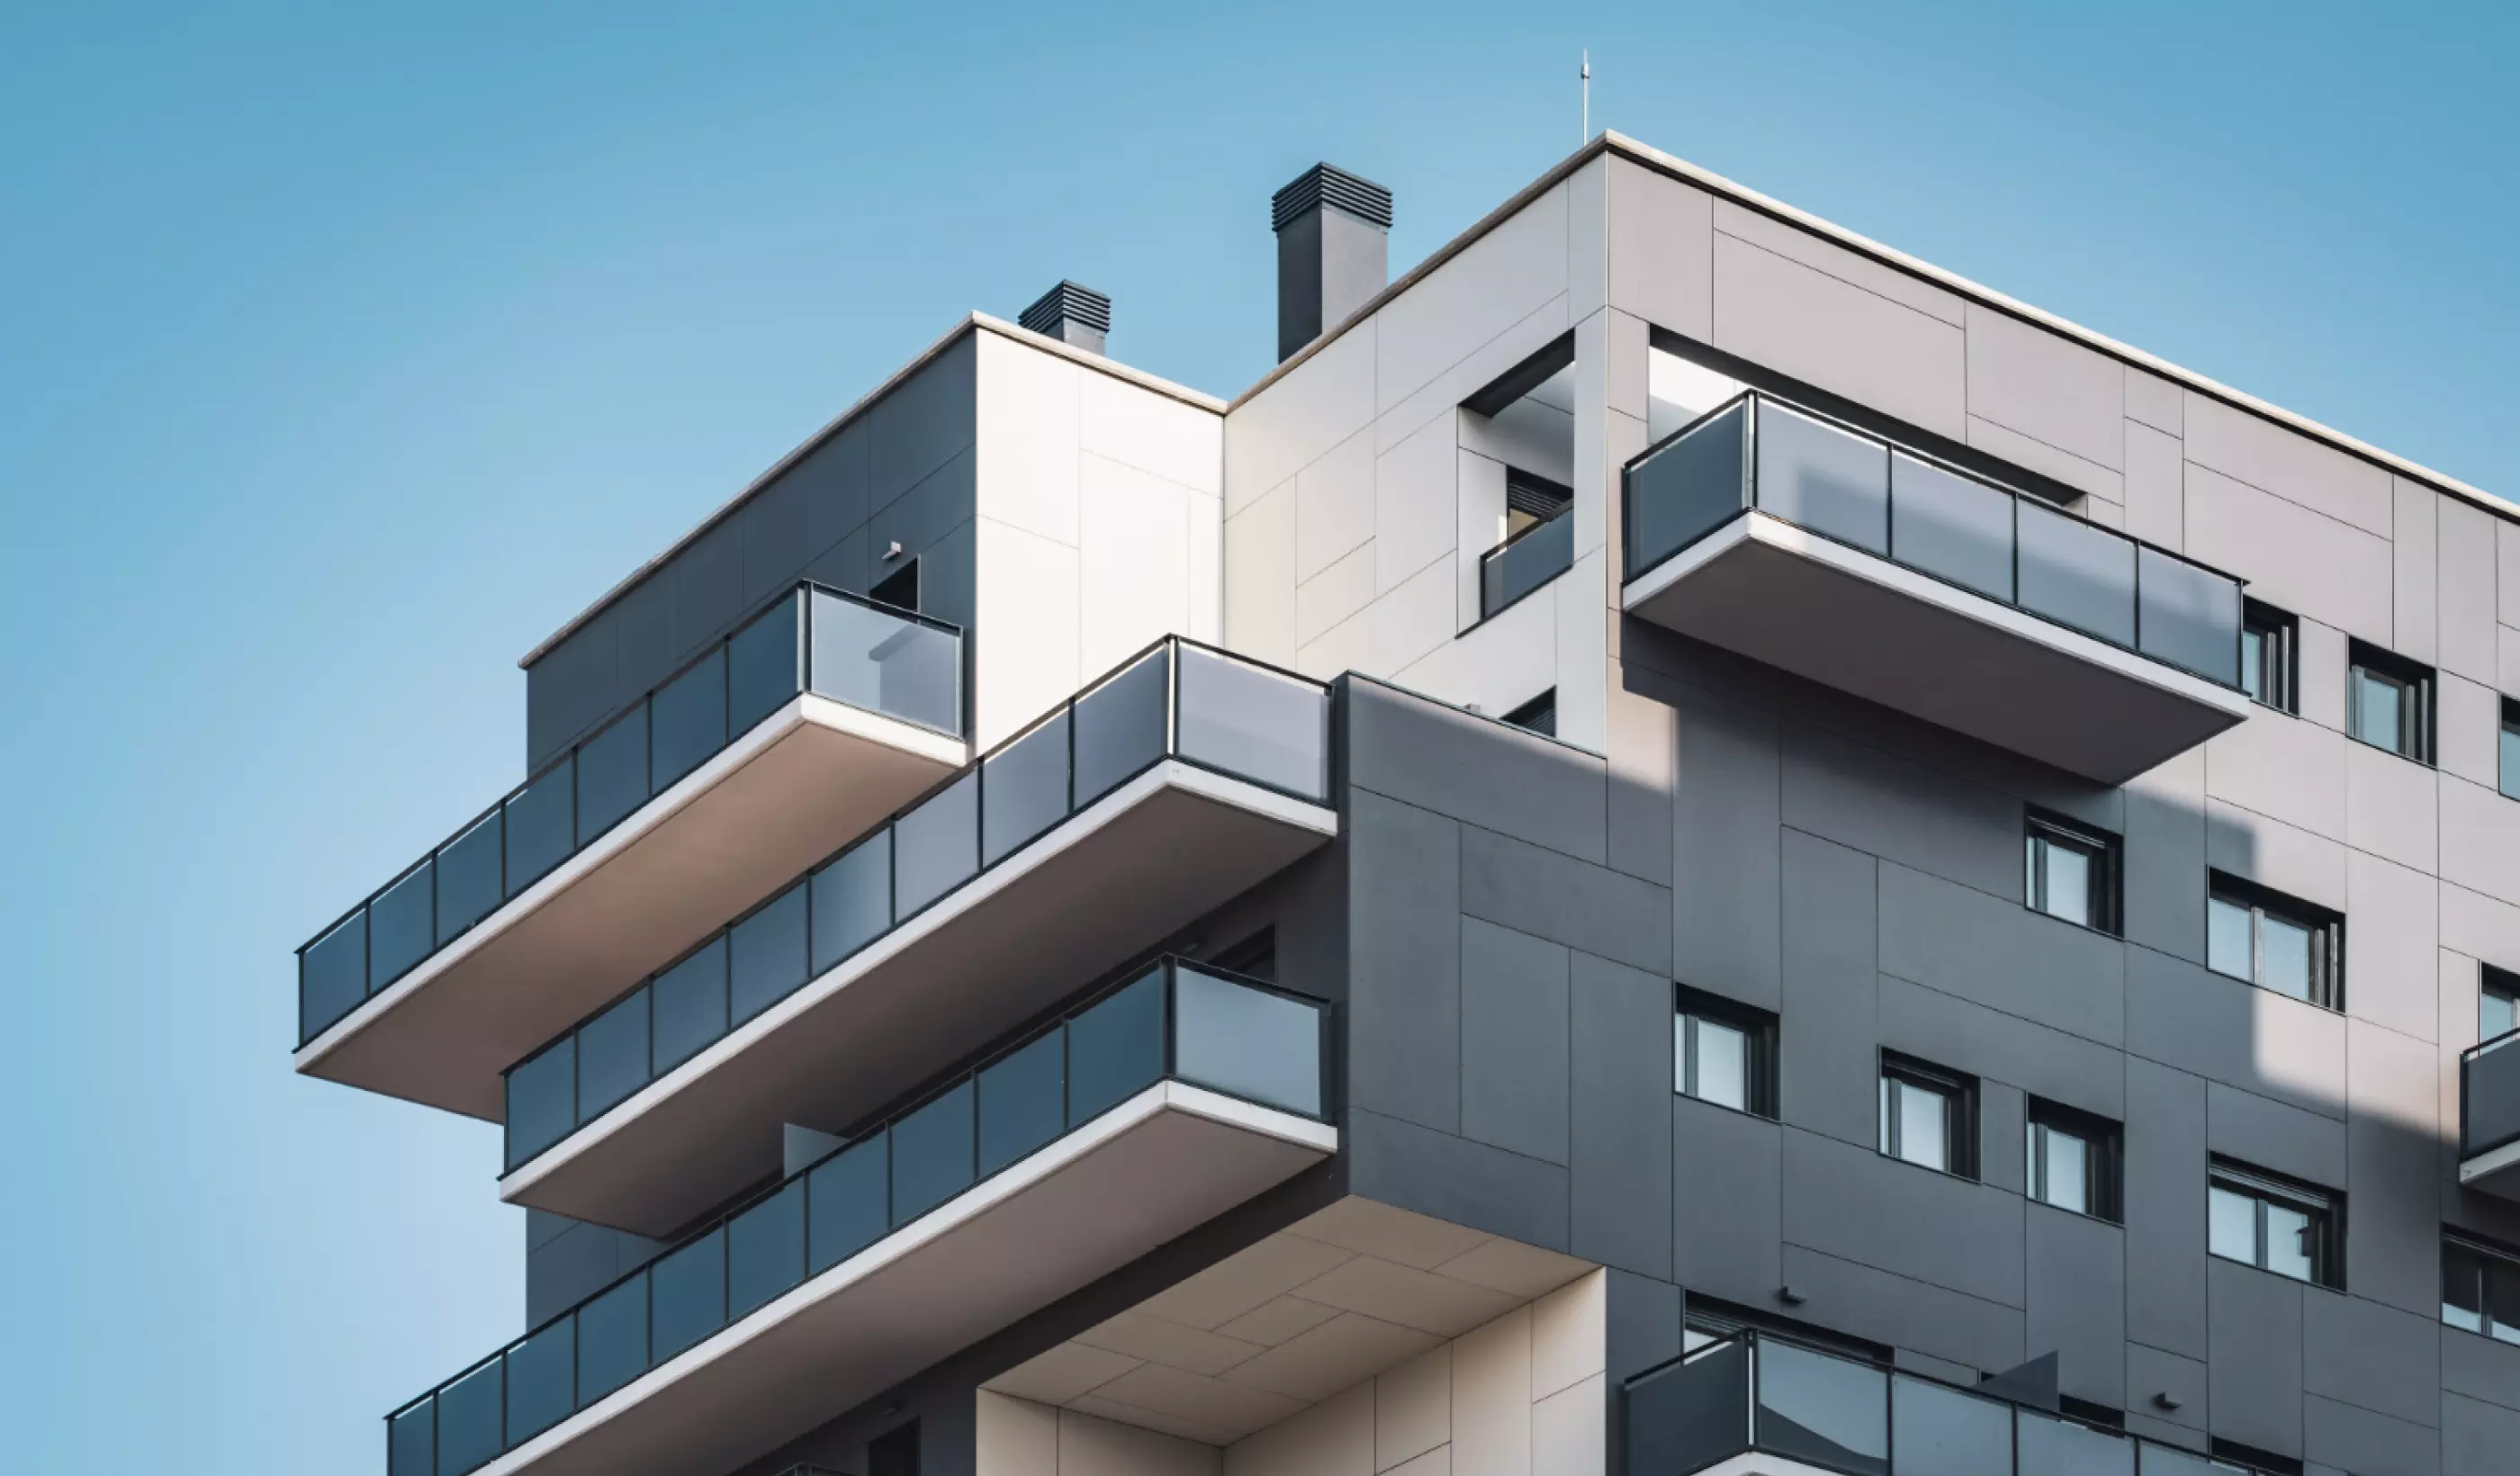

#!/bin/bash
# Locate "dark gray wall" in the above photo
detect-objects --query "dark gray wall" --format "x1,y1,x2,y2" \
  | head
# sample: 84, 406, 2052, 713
522, 335, 979, 770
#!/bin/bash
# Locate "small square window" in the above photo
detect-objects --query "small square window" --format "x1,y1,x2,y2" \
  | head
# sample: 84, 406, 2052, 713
2444, 1234, 2520, 1344
2239, 601, 2297, 714
2025, 811, 2120, 933
2348, 640, 2434, 763
1675, 986, 1776, 1119
2026, 1100, 2121, 1221
2206, 872, 2344, 1011
2209, 1160, 2342, 1289
2484, 965, 2519, 1046
1878, 1054, 1976, 1179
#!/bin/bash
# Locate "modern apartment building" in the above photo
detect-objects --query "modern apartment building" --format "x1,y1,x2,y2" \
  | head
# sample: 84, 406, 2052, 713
294, 132, 2520, 1476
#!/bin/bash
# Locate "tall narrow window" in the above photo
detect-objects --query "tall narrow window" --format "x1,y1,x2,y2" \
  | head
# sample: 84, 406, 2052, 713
1879, 1055, 1976, 1178
1675, 986, 1776, 1118
2349, 641, 2434, 763
2206, 873, 2344, 1010
2502, 698, 2520, 803
2484, 965, 2519, 1045
2026, 1100, 2121, 1221
2239, 601, 2298, 714
2444, 1234, 2520, 1344
2025, 811, 2120, 933
2209, 1161, 2342, 1288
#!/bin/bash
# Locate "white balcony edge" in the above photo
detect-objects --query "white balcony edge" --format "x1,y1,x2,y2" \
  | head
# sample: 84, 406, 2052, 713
1620, 512, 2254, 721
497, 758, 1338, 1200
1695, 1454, 1840, 1476
294, 694, 968, 1075
478, 1081, 1336, 1476
2460, 1133, 2520, 1186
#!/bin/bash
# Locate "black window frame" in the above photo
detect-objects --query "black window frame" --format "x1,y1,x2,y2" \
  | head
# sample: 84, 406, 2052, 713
2208, 1159, 2344, 1290
1878, 1052, 1978, 1180
2443, 1231, 2520, 1344
2206, 871, 2344, 1012
2347, 639, 2435, 764
1502, 688, 1557, 738
2483, 963, 2520, 1047
2024, 809, 2121, 934
2025, 1097, 2123, 1223
2501, 697, 2520, 803
2237, 600, 2297, 714
1673, 984, 1778, 1120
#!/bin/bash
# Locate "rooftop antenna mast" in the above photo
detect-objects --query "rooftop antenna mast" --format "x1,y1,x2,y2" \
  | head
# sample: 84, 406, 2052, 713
1580, 50, 1591, 143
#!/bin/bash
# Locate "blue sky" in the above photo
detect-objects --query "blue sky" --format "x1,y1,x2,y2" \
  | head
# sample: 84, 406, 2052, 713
2, 3, 2511, 1470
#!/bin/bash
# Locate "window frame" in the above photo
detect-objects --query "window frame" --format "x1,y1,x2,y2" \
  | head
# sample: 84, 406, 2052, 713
2347, 639, 2435, 764
2206, 871, 2344, 1012
2239, 600, 2298, 714
2208, 1160, 2343, 1289
2025, 1098, 2122, 1223
2443, 1232, 2520, 1344
2023, 809, 2121, 935
1673, 984, 1777, 1119
2501, 697, 2520, 803
1877, 1052, 1978, 1180
2483, 964, 2520, 1047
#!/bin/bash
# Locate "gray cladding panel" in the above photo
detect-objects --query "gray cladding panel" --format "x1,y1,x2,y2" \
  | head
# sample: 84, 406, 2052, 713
1781, 723, 2021, 900
2306, 1394, 2441, 1476
1570, 950, 1676, 1274
1346, 788, 1462, 1134
2301, 1290, 2441, 1429
1778, 829, 1880, 1146
2025, 1202, 2128, 1407
1781, 1129, 2027, 1308
1776, 1244, 2024, 1373
1666, 676, 1784, 1010
1673, 1094, 1783, 1302
2206, 1081, 2347, 1187
1459, 823, 1672, 976
1877, 861, 2126, 1047
2125, 1056, 2210, 1358
1877, 973, 2125, 1120
1346, 1106, 1570, 1253
2444, 1392, 2520, 1476
1459, 916, 1570, 1164
2440, 1327, 2520, 1412
2207, 1257, 2306, 1457
1348, 679, 1609, 864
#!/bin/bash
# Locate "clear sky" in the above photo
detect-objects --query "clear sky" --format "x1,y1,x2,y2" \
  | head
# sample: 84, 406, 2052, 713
3, 2, 2512, 1470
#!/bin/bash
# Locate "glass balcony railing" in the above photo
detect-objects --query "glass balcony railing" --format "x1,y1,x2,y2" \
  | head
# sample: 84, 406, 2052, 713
1479, 510, 1575, 620
295, 583, 964, 1049
1621, 392, 2246, 690
1627, 1330, 2278, 1476
2462, 1029, 2520, 1160
498, 636, 1334, 1174
390, 959, 1329, 1476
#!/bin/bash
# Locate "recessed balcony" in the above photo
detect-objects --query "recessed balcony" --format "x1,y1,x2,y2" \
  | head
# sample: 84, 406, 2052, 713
495, 638, 1338, 1238
1621, 392, 2252, 786
384, 960, 1336, 1476
2460, 1030, 2520, 1200
294, 583, 967, 1120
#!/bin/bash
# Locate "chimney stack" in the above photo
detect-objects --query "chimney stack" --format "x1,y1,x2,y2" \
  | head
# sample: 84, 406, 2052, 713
1019, 281, 1112, 356
1272, 163, 1393, 363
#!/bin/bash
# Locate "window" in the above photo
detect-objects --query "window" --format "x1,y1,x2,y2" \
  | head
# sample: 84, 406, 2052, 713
1879, 1055, 1976, 1177
2237, 601, 2297, 713
870, 557, 920, 613
2209, 1439, 2303, 1476
1502, 688, 1557, 738
2208, 1162, 2341, 1287
2502, 698, 2520, 803
2486, 966, 2519, 1045
2206, 873, 2344, 1010
2348, 641, 2434, 763
2444, 1234, 2520, 1343
2026, 1100, 2121, 1221
2024, 811, 2120, 933
1466, 338, 1577, 621
1675, 986, 1776, 1118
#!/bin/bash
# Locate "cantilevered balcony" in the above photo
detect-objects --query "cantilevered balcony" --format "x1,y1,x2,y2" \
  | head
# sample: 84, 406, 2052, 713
2461, 1030, 2520, 1200
495, 637, 1337, 1238
1621, 392, 2252, 785
1627, 1329, 2284, 1476
385, 960, 1336, 1476
295, 583, 966, 1120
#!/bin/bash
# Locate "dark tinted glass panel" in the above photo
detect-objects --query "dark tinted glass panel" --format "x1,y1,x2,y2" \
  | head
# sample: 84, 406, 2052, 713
649, 1230, 727, 1362
1755, 402, 1887, 555
809, 832, 891, 975
1893, 1375, 2011, 1476
982, 710, 1072, 865
1066, 968, 1166, 1126
301, 912, 367, 1040
388, 1399, 435, 1476
1756, 1340, 1887, 1476
1174, 968, 1319, 1116
370, 860, 436, 990
1482, 512, 1574, 616
504, 1319, 574, 1445
1177, 646, 1329, 801
1890, 453, 2013, 600
504, 760, 574, 898
1625, 1343, 1751, 1476
2488, 1254, 2520, 1339
889, 1080, 976, 1227
650, 649, 727, 792
727, 593, 803, 733
576, 989, 651, 1121
811, 590, 961, 735
573, 711, 649, 848
893, 772, 977, 918
977, 1031, 1066, 1177
1071, 648, 1170, 807
436, 811, 503, 944
727, 1182, 806, 1319
1624, 400, 1747, 578
574, 1275, 648, 1405
2138, 547, 2242, 685
2138, 1447, 2218, 1476
434, 1360, 503, 1476
2017, 1412, 2133, 1475
650, 939, 728, 1075
505, 1038, 576, 1171
2017, 500, 2137, 646
807, 1132, 889, 1274
728, 883, 809, 1027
